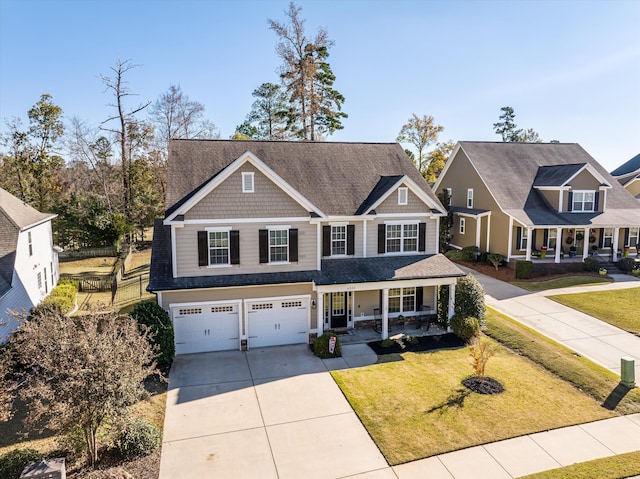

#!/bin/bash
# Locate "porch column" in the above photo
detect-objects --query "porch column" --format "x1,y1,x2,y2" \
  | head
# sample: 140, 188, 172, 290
613, 228, 620, 262
447, 283, 455, 333
475, 217, 481, 249
381, 288, 389, 340
317, 292, 324, 337
555, 227, 562, 263
486, 215, 491, 253
583, 227, 590, 260
525, 227, 533, 261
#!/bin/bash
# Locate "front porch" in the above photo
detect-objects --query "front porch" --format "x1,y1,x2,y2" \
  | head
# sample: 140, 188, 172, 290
336, 320, 449, 345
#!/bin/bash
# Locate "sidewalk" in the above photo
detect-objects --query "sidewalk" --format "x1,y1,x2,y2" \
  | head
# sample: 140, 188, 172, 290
461, 267, 640, 379
392, 414, 640, 479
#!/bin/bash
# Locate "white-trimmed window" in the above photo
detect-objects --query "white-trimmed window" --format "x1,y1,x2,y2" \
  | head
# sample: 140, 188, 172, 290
386, 223, 418, 253
547, 229, 557, 250
388, 287, 416, 313
519, 228, 529, 250
269, 228, 289, 262
242, 172, 254, 193
467, 188, 474, 208
603, 228, 614, 248
37, 271, 42, 290
572, 191, 595, 212
459, 218, 466, 235
446, 188, 452, 206
629, 227, 639, 247
208, 228, 230, 266
331, 225, 347, 255
43, 268, 48, 293
398, 187, 408, 205
28, 231, 33, 256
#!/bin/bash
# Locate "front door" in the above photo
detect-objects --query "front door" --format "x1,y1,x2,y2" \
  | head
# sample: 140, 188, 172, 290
330, 292, 348, 328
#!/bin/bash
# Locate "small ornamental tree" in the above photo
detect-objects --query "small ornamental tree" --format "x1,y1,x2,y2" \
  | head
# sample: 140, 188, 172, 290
468, 336, 499, 378
0, 306, 156, 467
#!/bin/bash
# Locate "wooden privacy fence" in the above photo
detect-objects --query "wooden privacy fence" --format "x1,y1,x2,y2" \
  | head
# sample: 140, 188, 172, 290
59, 245, 118, 259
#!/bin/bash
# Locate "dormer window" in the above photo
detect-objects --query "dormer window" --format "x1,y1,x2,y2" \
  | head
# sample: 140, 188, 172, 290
571, 191, 595, 212
398, 187, 408, 205
242, 172, 254, 193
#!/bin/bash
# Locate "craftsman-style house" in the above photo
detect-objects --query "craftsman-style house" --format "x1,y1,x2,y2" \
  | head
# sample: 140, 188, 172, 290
149, 140, 464, 354
434, 142, 640, 264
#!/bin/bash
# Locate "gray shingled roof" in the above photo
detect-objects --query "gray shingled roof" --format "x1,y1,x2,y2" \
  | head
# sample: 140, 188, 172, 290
165, 140, 443, 217
458, 142, 640, 227
148, 219, 463, 292
611, 153, 640, 177
0, 188, 56, 296
532, 163, 586, 187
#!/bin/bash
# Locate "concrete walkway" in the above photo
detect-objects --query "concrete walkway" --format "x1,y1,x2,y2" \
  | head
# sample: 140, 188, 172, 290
462, 267, 640, 379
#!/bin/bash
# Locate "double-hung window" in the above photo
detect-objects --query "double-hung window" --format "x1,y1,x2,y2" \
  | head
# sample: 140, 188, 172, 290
388, 287, 416, 313
386, 223, 418, 253
547, 228, 557, 250
28, 231, 33, 256
269, 229, 289, 262
603, 228, 614, 248
208, 229, 230, 266
467, 189, 474, 208
572, 191, 595, 212
519, 228, 529, 250
331, 225, 347, 255
459, 218, 466, 235
629, 227, 639, 248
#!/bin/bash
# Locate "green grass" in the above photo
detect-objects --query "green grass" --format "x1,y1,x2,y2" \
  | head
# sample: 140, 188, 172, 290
59, 256, 118, 276
548, 287, 640, 334
511, 275, 612, 292
332, 341, 616, 465
520, 451, 640, 479
484, 307, 640, 414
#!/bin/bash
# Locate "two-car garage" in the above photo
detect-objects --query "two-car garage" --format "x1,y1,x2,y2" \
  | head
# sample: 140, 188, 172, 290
171, 296, 310, 355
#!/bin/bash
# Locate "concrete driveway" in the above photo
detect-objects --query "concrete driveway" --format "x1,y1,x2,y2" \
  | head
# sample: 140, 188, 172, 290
159, 344, 391, 479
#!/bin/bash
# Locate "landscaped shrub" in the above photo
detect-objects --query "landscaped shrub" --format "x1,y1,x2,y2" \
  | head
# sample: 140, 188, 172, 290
486, 253, 503, 271
618, 257, 637, 272
450, 314, 480, 341
460, 246, 480, 262
116, 417, 162, 459
515, 260, 532, 279
313, 333, 341, 358
41, 279, 78, 314
582, 257, 600, 272
445, 249, 464, 261
130, 301, 175, 365
454, 274, 485, 327
0, 448, 40, 479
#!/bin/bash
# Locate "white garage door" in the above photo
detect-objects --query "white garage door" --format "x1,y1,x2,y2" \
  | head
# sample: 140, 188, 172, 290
247, 298, 309, 348
172, 303, 239, 355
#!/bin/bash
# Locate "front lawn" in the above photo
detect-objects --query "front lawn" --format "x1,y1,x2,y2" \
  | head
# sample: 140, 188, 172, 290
512, 275, 613, 292
548, 287, 640, 334
332, 341, 616, 465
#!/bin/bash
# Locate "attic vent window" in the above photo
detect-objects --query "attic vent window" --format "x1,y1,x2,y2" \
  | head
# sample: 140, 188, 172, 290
398, 187, 408, 205
242, 172, 254, 193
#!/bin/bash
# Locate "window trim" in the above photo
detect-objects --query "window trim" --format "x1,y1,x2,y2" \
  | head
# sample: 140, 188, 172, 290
385, 222, 419, 254
467, 188, 474, 209
629, 227, 639, 248
459, 218, 466, 235
388, 287, 417, 314
446, 188, 452, 206
603, 228, 614, 248
242, 172, 255, 193
398, 187, 408, 205
28, 231, 33, 256
546, 228, 557, 250
519, 228, 529, 251
268, 226, 290, 263
205, 226, 232, 268
571, 190, 595, 212
330, 224, 347, 256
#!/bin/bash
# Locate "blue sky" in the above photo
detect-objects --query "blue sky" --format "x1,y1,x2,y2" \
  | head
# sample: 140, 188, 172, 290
1, 0, 638, 170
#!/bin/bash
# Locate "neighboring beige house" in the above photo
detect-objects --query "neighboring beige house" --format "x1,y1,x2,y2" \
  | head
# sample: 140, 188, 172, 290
434, 142, 640, 264
612, 153, 640, 203
0, 188, 60, 341
149, 140, 464, 354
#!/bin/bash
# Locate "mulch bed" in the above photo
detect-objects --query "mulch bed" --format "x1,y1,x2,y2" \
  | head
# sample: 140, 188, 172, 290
462, 376, 504, 395
367, 333, 465, 355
